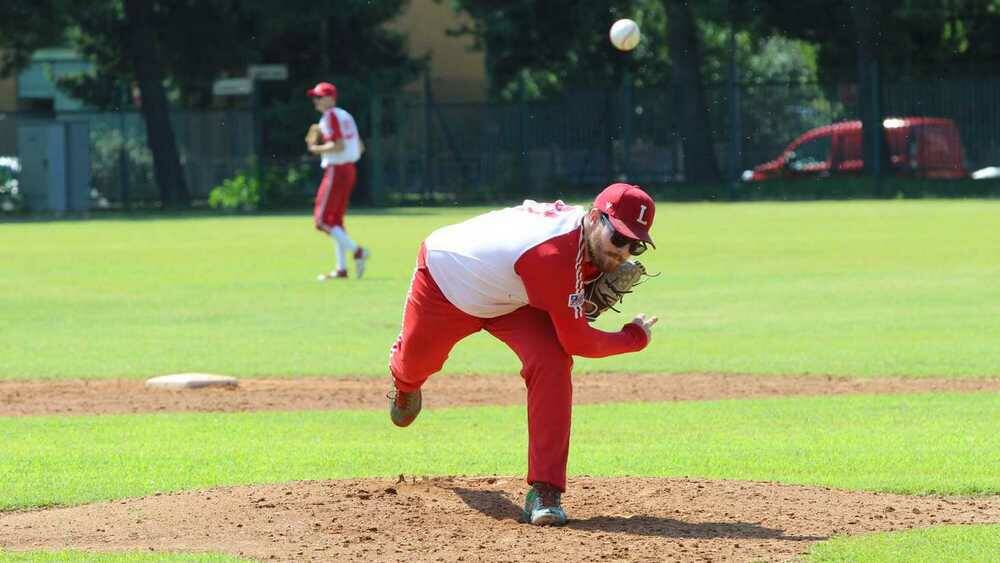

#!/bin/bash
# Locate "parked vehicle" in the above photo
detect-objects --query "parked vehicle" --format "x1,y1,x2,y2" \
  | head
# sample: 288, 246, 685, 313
742, 117, 968, 181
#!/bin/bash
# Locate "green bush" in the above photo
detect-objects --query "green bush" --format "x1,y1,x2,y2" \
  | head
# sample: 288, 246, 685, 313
89, 125, 156, 201
259, 160, 314, 209
208, 161, 314, 211
209, 170, 261, 211
0, 156, 23, 213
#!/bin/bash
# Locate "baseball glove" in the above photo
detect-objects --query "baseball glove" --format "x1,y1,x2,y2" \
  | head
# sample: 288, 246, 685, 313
582, 260, 653, 322
305, 124, 322, 148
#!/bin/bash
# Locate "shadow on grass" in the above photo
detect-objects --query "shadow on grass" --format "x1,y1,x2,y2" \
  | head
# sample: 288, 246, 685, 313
450, 487, 825, 542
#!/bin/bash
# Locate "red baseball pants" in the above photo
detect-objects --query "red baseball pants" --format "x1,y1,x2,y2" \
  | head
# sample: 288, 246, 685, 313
314, 163, 357, 231
389, 246, 574, 492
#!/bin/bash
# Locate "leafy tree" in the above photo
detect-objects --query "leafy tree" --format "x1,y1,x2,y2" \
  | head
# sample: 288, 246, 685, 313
0, 0, 195, 205
438, 0, 656, 99
663, 0, 720, 183
441, 0, 726, 182
0, 1, 71, 75
751, 0, 1000, 178
0, 0, 423, 205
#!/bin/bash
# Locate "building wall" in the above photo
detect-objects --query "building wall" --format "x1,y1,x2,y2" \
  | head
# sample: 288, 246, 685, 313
0, 72, 17, 154
0, 56, 17, 111
387, 0, 487, 102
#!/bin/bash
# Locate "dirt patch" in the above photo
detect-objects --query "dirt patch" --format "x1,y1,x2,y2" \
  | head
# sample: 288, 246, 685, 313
2, 476, 998, 562
3, 375, 998, 561
2, 373, 998, 417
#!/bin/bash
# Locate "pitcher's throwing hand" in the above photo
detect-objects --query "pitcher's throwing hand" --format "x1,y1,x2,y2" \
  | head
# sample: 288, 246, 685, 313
631, 313, 658, 339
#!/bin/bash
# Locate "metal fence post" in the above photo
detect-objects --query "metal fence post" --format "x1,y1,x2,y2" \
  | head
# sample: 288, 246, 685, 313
423, 74, 433, 202
119, 110, 130, 208
396, 95, 407, 199
117, 85, 130, 208
518, 73, 528, 194
622, 68, 633, 181
727, 7, 742, 200
871, 59, 883, 196
251, 79, 265, 196
369, 93, 383, 205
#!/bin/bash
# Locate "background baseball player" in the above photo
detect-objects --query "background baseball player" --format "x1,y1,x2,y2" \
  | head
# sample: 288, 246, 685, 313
306, 81, 370, 280
387, 183, 659, 526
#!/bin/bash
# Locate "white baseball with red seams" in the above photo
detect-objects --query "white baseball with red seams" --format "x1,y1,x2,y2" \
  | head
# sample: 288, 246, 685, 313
609, 19, 641, 51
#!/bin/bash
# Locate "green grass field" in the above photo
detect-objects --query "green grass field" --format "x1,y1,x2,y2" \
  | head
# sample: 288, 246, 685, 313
2, 392, 997, 510
2, 200, 999, 379
3, 200, 998, 561
806, 524, 1000, 562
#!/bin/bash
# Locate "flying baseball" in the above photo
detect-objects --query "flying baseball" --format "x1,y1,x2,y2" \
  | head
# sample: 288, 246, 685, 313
610, 18, 641, 51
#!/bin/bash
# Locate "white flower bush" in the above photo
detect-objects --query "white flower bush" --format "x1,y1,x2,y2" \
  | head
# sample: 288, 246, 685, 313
0, 156, 21, 212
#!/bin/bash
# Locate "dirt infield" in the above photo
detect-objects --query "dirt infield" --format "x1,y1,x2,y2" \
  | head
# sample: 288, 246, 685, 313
2, 372, 999, 416
2, 374, 998, 562
3, 477, 999, 562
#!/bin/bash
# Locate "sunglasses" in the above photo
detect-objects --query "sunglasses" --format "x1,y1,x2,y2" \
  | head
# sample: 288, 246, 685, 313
600, 213, 648, 255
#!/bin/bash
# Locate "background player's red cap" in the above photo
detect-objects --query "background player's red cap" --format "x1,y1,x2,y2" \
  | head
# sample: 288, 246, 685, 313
593, 183, 656, 245
306, 82, 338, 98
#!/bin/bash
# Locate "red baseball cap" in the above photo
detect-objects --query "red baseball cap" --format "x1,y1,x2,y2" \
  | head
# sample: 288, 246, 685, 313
593, 183, 656, 246
306, 82, 338, 98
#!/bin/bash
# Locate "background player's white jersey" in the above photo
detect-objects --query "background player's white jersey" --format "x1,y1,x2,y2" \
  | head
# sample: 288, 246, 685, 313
425, 200, 586, 318
319, 107, 362, 167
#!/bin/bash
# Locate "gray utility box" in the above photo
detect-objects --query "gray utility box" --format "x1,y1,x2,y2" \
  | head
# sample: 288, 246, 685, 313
17, 120, 91, 213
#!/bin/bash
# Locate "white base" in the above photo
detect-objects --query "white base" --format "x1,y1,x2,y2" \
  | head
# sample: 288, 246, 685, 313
145, 373, 239, 390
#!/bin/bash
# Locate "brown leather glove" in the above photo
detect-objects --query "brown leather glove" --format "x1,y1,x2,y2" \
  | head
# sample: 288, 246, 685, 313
582, 260, 651, 322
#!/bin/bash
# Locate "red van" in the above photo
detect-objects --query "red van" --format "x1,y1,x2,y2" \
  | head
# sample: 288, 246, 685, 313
742, 117, 968, 181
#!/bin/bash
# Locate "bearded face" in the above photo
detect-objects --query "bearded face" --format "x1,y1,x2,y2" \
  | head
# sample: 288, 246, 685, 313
584, 209, 631, 273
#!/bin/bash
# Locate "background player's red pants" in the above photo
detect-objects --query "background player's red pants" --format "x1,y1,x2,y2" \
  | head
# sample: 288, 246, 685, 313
390, 246, 574, 492
313, 163, 357, 231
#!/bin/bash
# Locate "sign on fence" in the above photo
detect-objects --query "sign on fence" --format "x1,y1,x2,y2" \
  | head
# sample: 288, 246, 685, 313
248, 64, 289, 81
212, 78, 253, 96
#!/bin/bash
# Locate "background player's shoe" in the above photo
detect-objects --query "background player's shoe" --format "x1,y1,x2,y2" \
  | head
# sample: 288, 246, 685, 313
388, 388, 421, 427
353, 247, 370, 279
317, 269, 348, 281
523, 482, 567, 526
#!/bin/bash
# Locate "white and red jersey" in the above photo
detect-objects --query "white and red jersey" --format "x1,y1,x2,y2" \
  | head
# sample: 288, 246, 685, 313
318, 107, 362, 168
424, 200, 647, 357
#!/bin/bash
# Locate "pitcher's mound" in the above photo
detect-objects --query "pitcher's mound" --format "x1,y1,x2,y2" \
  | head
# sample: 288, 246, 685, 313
2, 477, 998, 562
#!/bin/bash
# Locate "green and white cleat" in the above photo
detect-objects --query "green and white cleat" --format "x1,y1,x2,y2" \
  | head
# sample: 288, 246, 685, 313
523, 482, 567, 526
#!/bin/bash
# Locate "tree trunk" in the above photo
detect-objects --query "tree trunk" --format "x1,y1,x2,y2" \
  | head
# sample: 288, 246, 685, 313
852, 0, 888, 187
122, 0, 190, 207
664, 0, 720, 184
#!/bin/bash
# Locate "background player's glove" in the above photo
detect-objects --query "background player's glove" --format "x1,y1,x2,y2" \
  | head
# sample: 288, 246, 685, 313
305, 124, 321, 148
583, 260, 652, 322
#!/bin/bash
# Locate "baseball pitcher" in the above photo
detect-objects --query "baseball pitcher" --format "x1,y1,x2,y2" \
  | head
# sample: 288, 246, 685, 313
306, 81, 370, 280
388, 183, 659, 526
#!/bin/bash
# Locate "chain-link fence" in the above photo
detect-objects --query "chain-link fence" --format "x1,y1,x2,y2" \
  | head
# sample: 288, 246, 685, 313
369, 76, 1000, 203
0, 109, 255, 209
3, 76, 999, 212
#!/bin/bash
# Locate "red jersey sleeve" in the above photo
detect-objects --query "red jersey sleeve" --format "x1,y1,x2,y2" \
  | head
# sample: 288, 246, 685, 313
515, 231, 648, 358
324, 110, 343, 143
